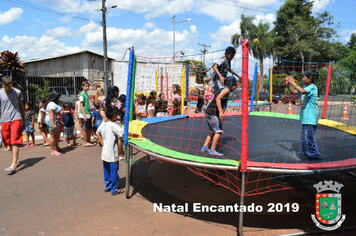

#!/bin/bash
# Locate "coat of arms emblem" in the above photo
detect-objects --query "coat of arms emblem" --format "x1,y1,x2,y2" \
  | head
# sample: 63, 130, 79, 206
311, 180, 346, 230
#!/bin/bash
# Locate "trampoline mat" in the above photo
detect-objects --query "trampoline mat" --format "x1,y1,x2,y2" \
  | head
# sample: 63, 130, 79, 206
141, 116, 355, 165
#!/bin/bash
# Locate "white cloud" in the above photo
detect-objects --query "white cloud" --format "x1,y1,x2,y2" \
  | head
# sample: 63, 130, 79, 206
118, 0, 194, 17
0, 8, 24, 26
0, 34, 81, 60
196, 0, 238, 23
238, 0, 278, 7
143, 22, 156, 29
254, 13, 276, 25
196, 0, 278, 23
45, 26, 72, 38
312, 0, 330, 12
34, 0, 194, 17
78, 22, 199, 59
341, 29, 356, 42
210, 20, 241, 46
35, 0, 95, 13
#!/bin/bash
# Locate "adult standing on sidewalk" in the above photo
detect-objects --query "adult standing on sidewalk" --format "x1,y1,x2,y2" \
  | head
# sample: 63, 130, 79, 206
0, 76, 26, 173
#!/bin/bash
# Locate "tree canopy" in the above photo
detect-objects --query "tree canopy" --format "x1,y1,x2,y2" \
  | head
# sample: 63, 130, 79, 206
272, 0, 346, 65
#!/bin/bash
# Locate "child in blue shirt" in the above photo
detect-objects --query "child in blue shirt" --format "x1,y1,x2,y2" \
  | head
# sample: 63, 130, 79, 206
62, 102, 80, 147
91, 103, 103, 144
285, 69, 321, 160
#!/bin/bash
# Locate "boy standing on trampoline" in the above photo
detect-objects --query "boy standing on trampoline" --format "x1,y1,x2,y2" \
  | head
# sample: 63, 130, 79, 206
210, 46, 242, 93
285, 69, 322, 161
201, 76, 238, 156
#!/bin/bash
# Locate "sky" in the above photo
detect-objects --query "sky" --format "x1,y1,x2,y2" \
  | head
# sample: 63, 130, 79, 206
0, 0, 356, 65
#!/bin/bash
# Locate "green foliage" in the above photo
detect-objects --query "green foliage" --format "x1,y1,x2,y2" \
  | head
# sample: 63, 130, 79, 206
347, 33, 356, 49
230, 33, 240, 46
273, 0, 341, 64
316, 64, 353, 95
30, 80, 51, 102
185, 60, 205, 75
231, 13, 274, 94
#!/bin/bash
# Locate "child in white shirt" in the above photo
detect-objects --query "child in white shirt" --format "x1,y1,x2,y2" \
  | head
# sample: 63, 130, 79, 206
147, 95, 156, 118
96, 105, 124, 195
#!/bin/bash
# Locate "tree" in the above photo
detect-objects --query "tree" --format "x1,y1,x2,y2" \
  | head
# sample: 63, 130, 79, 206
340, 47, 356, 93
231, 14, 273, 91
30, 79, 51, 102
273, 0, 341, 66
184, 59, 210, 84
316, 64, 351, 95
347, 32, 356, 49
230, 33, 240, 47
274, 0, 313, 61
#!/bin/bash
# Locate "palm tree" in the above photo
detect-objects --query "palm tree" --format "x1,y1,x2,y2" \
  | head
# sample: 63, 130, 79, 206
231, 14, 273, 92
231, 33, 240, 47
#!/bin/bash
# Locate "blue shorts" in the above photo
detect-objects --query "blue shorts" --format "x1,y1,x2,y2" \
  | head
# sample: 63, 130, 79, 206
205, 114, 223, 133
45, 120, 59, 131
24, 121, 35, 133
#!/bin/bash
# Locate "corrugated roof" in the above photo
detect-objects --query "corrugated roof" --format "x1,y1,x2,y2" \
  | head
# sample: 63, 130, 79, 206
23, 50, 115, 63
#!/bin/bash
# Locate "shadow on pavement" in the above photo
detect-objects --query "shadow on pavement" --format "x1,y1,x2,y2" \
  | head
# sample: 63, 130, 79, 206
17, 157, 46, 172
127, 158, 356, 235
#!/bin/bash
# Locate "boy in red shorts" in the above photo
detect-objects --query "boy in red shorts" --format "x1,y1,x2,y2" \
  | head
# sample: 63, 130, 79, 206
0, 76, 26, 173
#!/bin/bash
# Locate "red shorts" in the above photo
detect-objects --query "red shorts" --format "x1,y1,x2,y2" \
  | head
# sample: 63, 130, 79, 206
1, 120, 23, 146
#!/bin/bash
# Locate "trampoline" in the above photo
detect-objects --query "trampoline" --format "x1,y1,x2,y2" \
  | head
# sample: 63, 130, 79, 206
128, 112, 356, 174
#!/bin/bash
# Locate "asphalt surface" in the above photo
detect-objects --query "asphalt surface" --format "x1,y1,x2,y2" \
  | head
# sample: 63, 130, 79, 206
1, 134, 355, 236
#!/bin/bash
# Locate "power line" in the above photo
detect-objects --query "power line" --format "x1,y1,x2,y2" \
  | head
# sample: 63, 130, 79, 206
1, 0, 101, 23
205, 0, 274, 14
199, 43, 211, 65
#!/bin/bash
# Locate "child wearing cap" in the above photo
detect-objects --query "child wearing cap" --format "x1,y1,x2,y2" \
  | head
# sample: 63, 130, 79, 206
201, 76, 238, 156
210, 46, 242, 93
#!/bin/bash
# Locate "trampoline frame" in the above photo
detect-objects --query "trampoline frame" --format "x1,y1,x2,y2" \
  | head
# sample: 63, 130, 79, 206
123, 42, 356, 236
126, 113, 356, 174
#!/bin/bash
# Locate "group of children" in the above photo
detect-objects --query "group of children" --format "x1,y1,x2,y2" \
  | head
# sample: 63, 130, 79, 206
21, 81, 105, 151
134, 86, 186, 120
9, 45, 322, 197
23, 99, 82, 149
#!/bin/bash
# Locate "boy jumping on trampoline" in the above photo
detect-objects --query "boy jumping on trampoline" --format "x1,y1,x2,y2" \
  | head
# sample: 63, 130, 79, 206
96, 105, 125, 195
201, 76, 238, 156
285, 69, 322, 161
210, 46, 242, 93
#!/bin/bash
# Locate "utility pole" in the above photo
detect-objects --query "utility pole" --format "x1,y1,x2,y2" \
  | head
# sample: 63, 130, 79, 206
98, 0, 117, 92
172, 15, 191, 64
102, 0, 108, 83
199, 43, 211, 66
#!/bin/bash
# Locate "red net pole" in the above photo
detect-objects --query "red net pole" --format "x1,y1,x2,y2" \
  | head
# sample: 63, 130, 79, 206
257, 72, 259, 100
322, 64, 332, 119
241, 40, 249, 172
166, 71, 169, 99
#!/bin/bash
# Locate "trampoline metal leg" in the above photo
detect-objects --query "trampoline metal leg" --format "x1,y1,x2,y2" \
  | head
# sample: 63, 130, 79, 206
125, 145, 132, 199
238, 171, 246, 236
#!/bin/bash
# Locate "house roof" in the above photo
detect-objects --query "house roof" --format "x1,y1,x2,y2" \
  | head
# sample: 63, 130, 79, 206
23, 50, 115, 64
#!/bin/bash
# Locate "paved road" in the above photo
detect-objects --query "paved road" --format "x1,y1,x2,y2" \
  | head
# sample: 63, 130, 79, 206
1, 138, 356, 236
